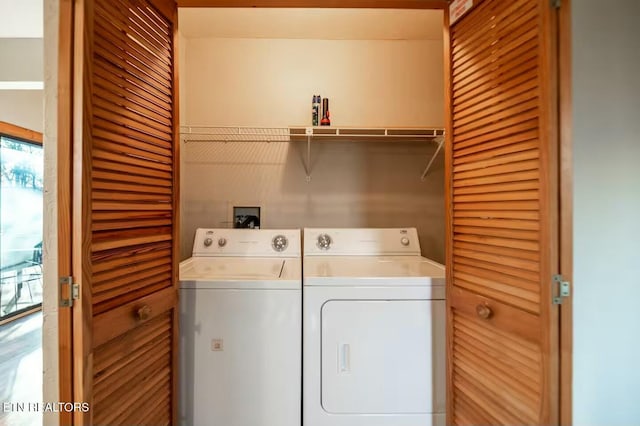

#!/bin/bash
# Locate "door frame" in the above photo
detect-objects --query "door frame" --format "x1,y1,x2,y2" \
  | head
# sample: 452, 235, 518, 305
558, 0, 573, 424
56, 0, 74, 425
54, 0, 572, 424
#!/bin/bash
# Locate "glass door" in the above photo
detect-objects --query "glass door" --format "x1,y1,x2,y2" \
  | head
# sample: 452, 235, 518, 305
0, 135, 43, 321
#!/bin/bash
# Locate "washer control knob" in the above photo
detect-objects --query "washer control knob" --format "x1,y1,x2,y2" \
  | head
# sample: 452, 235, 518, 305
401, 237, 410, 246
218, 238, 227, 247
204, 237, 213, 247
317, 234, 332, 250
272, 235, 288, 252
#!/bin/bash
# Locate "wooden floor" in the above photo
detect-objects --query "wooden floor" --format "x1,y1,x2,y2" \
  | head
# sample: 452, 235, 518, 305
0, 311, 42, 426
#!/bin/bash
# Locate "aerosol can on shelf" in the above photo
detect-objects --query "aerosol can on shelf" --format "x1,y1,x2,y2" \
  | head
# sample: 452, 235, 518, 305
320, 97, 331, 126
312, 95, 320, 126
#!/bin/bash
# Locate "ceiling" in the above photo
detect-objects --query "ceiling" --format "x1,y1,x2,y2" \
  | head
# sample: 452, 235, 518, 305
179, 8, 444, 40
0, 0, 42, 38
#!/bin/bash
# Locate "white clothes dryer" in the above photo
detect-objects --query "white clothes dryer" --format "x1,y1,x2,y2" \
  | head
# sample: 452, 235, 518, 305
303, 228, 445, 426
180, 228, 301, 426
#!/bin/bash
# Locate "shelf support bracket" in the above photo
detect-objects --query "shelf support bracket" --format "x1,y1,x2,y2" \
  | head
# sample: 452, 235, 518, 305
420, 136, 445, 181
302, 131, 312, 182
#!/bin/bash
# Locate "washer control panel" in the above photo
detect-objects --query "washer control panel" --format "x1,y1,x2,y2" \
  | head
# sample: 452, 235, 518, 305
192, 229, 300, 257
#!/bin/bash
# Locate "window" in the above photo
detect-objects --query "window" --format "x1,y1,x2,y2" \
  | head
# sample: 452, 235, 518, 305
0, 133, 43, 321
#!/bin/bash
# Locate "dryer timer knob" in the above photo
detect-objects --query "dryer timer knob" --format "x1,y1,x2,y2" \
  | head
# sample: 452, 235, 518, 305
204, 237, 213, 247
317, 234, 332, 250
218, 238, 227, 247
401, 237, 410, 246
272, 235, 289, 252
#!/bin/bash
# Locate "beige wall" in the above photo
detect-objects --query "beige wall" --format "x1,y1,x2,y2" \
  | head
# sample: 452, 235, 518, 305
0, 38, 44, 132
0, 90, 43, 133
181, 36, 445, 261
182, 140, 445, 262
185, 38, 444, 128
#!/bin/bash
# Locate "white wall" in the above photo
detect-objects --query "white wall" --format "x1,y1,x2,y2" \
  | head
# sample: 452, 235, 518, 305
181, 36, 445, 261
572, 1, 640, 424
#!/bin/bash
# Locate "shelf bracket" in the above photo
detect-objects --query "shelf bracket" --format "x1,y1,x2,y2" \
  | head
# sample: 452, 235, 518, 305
420, 136, 445, 181
302, 130, 312, 182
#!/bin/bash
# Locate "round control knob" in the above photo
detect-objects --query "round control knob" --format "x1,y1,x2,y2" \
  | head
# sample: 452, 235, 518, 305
317, 234, 332, 250
203, 237, 213, 247
218, 237, 227, 247
401, 237, 410, 246
272, 235, 288, 252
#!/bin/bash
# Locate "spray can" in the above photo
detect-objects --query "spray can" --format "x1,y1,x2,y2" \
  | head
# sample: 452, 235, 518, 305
312, 95, 320, 126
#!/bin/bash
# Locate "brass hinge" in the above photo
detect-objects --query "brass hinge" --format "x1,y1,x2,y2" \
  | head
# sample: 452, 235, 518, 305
551, 0, 561, 9
552, 274, 570, 305
59, 276, 79, 307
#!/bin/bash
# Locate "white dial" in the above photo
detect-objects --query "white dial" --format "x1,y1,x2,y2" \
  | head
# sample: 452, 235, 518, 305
400, 237, 410, 246
272, 235, 288, 252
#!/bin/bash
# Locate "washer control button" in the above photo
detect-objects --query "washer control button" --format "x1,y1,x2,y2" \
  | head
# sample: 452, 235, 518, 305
401, 237, 410, 246
317, 234, 333, 250
218, 238, 227, 247
272, 235, 288, 252
204, 237, 213, 247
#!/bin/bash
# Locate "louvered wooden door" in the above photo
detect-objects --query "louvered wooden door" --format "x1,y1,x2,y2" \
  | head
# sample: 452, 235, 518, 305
71, 0, 179, 424
445, 0, 559, 424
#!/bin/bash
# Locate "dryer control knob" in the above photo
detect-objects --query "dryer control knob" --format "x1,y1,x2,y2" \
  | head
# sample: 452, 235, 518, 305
317, 234, 332, 250
401, 237, 410, 246
218, 238, 227, 247
204, 237, 213, 247
272, 235, 288, 252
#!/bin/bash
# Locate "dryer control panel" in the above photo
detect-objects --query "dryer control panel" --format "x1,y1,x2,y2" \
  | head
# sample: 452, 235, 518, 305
303, 228, 421, 256
192, 228, 301, 257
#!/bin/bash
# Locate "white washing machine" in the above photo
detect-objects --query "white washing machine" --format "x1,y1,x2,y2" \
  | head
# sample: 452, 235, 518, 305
180, 228, 301, 426
303, 228, 446, 426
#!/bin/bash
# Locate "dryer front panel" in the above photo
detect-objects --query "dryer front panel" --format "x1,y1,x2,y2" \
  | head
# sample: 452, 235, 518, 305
320, 300, 446, 415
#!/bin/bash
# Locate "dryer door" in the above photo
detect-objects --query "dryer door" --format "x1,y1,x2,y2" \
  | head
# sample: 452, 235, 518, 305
321, 300, 445, 415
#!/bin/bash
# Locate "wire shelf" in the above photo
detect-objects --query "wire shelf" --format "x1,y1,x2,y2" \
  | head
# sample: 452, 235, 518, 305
180, 125, 445, 181
181, 126, 291, 143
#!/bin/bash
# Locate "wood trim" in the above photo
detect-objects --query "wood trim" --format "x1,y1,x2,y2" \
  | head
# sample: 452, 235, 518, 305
443, 8, 454, 426
538, 0, 560, 422
0, 121, 43, 145
0, 305, 42, 327
170, 4, 180, 424
72, 0, 94, 424
178, 0, 448, 8
558, 0, 572, 424
58, 0, 74, 425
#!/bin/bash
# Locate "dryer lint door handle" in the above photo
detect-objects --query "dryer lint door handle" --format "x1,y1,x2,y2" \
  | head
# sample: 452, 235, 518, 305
339, 343, 351, 374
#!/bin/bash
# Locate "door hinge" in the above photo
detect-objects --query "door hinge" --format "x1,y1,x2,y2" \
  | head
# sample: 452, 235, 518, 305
59, 276, 79, 307
552, 274, 570, 305
551, 0, 561, 9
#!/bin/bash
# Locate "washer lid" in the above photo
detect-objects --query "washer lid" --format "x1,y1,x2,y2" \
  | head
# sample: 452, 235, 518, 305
303, 256, 444, 287
179, 257, 301, 289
